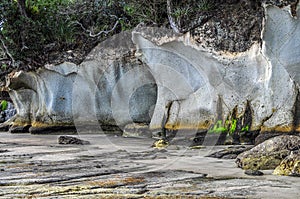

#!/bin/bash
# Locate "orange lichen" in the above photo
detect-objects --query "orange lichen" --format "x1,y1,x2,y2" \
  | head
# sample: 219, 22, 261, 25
261, 125, 294, 133
165, 121, 212, 131
31, 121, 73, 128
122, 177, 145, 184
87, 176, 145, 188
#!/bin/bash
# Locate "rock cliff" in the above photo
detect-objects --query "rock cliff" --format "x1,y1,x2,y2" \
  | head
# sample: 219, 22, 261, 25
132, 4, 300, 139
3, 4, 300, 143
6, 32, 157, 133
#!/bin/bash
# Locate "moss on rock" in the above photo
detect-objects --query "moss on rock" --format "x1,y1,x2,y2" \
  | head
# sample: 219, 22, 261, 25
273, 152, 300, 176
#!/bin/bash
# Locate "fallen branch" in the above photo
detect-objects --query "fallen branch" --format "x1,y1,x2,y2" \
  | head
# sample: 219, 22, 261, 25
74, 17, 119, 38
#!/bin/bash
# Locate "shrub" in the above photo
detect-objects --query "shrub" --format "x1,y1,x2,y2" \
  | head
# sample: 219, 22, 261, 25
0, 0, 169, 73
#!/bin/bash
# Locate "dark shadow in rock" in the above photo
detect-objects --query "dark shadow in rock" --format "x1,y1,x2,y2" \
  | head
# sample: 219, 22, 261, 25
0, 123, 10, 132
0, 149, 9, 153
245, 170, 264, 176
30, 126, 77, 134
9, 125, 31, 133
207, 145, 253, 159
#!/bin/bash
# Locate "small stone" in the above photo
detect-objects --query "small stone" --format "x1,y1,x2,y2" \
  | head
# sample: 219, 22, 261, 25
244, 170, 264, 176
152, 139, 169, 149
58, 136, 90, 145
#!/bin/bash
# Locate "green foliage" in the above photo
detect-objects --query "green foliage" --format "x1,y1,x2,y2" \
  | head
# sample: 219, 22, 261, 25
124, 3, 136, 16
122, 0, 167, 28
25, 0, 71, 14
1, 63, 7, 71
171, 7, 191, 19
0, 100, 8, 111
197, 0, 214, 11
0, 0, 169, 69
0, 0, 77, 66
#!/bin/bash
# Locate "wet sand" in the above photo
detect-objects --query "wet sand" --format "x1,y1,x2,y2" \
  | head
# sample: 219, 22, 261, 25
0, 132, 299, 198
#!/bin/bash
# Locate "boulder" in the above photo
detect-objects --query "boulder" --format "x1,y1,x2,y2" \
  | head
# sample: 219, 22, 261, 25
273, 151, 300, 176
58, 135, 90, 145
236, 135, 300, 170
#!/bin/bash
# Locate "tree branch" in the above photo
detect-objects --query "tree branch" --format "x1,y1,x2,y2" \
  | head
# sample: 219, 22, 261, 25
0, 33, 15, 67
74, 17, 119, 38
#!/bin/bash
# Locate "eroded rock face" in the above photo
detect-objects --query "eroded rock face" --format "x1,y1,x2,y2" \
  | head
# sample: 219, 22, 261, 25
236, 135, 300, 170
131, 4, 300, 141
6, 32, 157, 133
4, 5, 300, 139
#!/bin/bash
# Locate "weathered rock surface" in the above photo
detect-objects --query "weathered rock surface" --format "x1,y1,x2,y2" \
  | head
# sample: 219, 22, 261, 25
273, 151, 300, 176
132, 4, 300, 140
1, 132, 300, 198
6, 31, 157, 133
236, 135, 300, 170
3, 4, 300, 142
122, 123, 152, 138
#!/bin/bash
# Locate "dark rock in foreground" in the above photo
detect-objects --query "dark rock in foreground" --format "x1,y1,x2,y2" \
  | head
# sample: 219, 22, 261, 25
58, 135, 90, 145
207, 145, 253, 159
244, 170, 264, 176
236, 135, 300, 171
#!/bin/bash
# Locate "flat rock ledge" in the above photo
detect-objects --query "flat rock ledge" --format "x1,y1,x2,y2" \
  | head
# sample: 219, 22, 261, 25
0, 132, 300, 198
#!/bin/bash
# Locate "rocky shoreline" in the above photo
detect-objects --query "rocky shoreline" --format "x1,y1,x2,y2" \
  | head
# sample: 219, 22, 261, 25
1, 132, 300, 199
